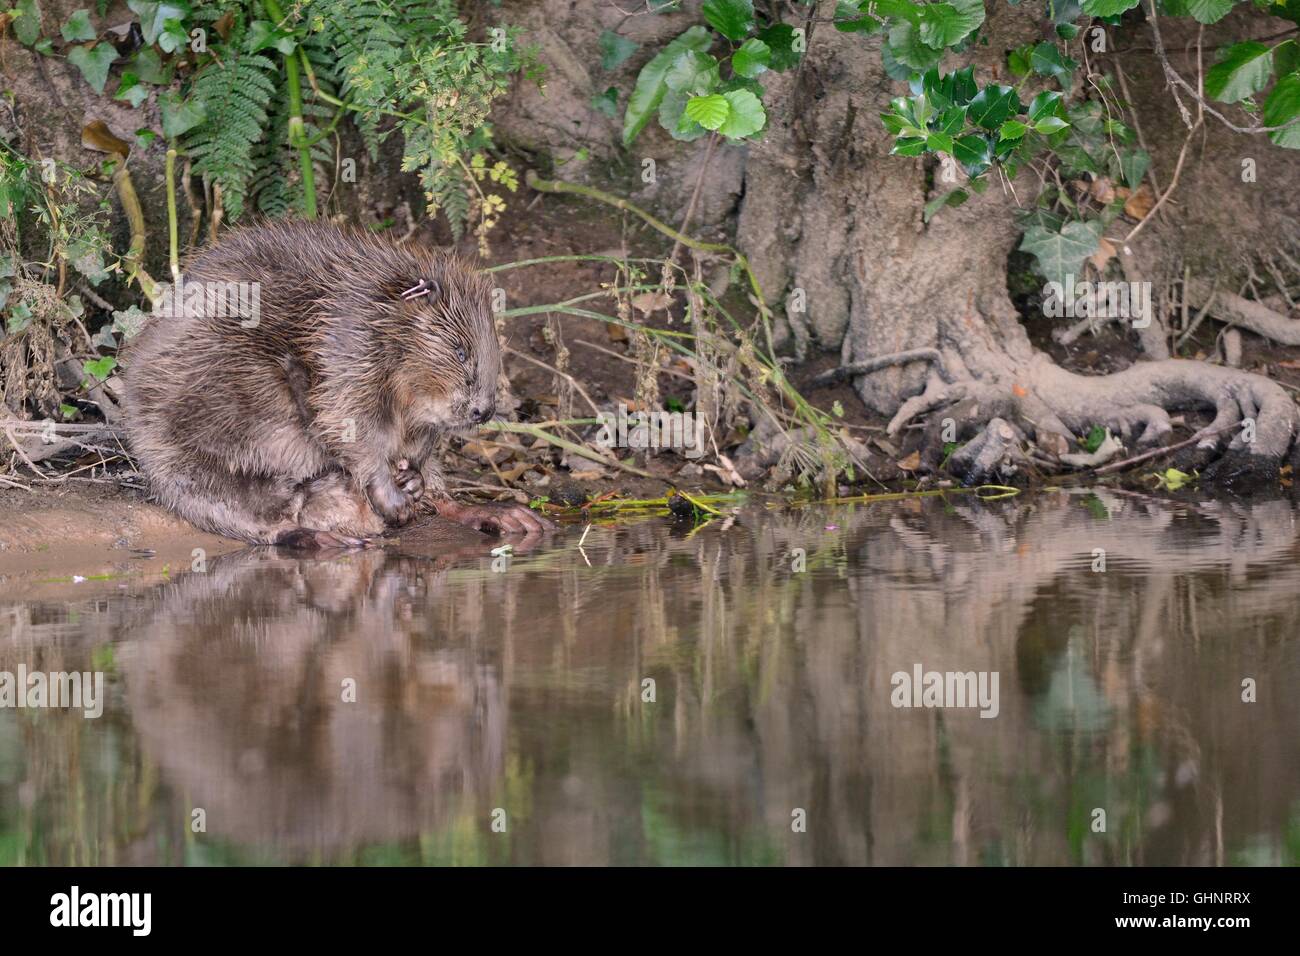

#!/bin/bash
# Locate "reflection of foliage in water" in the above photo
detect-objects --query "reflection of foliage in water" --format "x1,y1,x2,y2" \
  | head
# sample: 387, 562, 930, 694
2, 492, 1299, 865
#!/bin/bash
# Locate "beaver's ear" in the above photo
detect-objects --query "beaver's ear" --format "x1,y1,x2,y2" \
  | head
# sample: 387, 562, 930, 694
399, 278, 442, 302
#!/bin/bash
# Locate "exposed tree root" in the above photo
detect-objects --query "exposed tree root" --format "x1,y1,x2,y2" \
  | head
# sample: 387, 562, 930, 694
1186, 279, 1300, 346
882, 336, 1298, 488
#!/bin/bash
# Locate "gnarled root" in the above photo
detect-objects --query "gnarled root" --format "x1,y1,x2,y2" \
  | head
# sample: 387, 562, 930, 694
887, 352, 1297, 490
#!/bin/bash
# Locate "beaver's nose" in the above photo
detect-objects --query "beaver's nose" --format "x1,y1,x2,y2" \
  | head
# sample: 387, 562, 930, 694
470, 402, 494, 424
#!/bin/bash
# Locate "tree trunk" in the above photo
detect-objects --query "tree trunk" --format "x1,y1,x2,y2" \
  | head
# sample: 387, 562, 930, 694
734, 4, 1300, 485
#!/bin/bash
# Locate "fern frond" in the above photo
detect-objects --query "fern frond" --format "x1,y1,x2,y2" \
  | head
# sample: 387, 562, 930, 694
182, 51, 277, 222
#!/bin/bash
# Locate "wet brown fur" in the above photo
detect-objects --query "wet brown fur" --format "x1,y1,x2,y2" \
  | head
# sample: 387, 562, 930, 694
123, 220, 502, 544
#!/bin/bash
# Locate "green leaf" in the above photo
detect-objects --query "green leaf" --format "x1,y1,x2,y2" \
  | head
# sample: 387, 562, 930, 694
1184, 0, 1235, 22
82, 356, 118, 382
888, 21, 944, 71
126, 0, 190, 47
967, 85, 1021, 130
1263, 72, 1300, 149
66, 42, 116, 94
1034, 115, 1069, 134
623, 26, 712, 146
1275, 39, 1300, 79
13, 0, 42, 47
665, 50, 720, 95
599, 30, 639, 70
701, 0, 755, 41
892, 136, 928, 156
1029, 42, 1078, 90
132, 47, 173, 85
1008, 44, 1034, 78
999, 119, 1028, 141
718, 88, 765, 138
659, 91, 709, 141
1019, 219, 1103, 286
591, 86, 619, 118
1080, 0, 1140, 14
953, 133, 993, 174
923, 66, 977, 110
61, 8, 96, 43
1027, 90, 1065, 124
247, 19, 296, 55
756, 23, 802, 71
923, 187, 969, 222
926, 131, 954, 153
833, 0, 880, 32
1205, 42, 1274, 104
732, 37, 771, 78
1119, 148, 1150, 189
115, 72, 150, 108
917, 1, 984, 50
685, 93, 729, 130
158, 90, 205, 138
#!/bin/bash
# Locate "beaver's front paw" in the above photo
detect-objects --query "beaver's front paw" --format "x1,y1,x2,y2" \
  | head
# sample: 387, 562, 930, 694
432, 498, 555, 535
367, 462, 423, 528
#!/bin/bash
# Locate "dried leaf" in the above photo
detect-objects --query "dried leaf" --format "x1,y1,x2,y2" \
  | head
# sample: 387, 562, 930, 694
1089, 237, 1116, 272
1088, 177, 1116, 204
81, 120, 131, 157
897, 450, 922, 471
1124, 184, 1155, 221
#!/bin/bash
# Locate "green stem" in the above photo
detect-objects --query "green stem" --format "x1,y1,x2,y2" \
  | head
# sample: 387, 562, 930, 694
265, 0, 316, 218
480, 421, 657, 480
165, 143, 179, 285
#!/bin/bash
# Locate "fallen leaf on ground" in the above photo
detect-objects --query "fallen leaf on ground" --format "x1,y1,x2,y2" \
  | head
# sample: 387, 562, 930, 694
897, 450, 921, 471
1124, 184, 1155, 221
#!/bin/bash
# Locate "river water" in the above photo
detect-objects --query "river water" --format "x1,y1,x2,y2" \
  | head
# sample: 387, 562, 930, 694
2, 489, 1297, 865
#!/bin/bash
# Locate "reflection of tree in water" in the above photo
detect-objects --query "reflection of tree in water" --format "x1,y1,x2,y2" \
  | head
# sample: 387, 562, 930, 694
1, 494, 1298, 864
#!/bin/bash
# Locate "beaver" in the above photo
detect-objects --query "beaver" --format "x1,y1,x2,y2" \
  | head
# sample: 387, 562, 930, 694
123, 220, 552, 547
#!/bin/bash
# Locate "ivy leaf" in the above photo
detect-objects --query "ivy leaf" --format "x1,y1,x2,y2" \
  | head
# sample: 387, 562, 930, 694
158, 90, 205, 138
701, 0, 755, 41
967, 85, 1021, 130
61, 8, 96, 43
13, 0, 42, 47
82, 356, 118, 383
757, 23, 802, 71
1080, 0, 1140, 14
1183, 0, 1235, 23
599, 30, 638, 70
591, 86, 619, 118
126, 0, 190, 47
684, 93, 730, 131
1119, 148, 1150, 189
115, 72, 150, 108
732, 38, 771, 78
1205, 41, 1274, 104
1263, 72, 1300, 149
665, 50, 720, 95
1019, 219, 1103, 287
66, 42, 117, 94
132, 47, 173, 85
623, 26, 712, 146
718, 88, 765, 138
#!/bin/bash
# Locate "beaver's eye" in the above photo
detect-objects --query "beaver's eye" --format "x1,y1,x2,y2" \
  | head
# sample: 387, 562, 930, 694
454, 345, 467, 363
